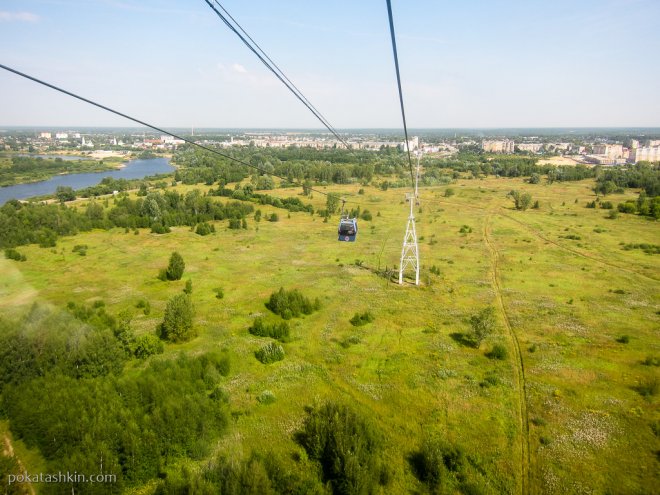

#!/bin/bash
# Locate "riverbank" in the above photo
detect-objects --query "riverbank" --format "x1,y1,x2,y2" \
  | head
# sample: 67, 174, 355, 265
0, 157, 174, 205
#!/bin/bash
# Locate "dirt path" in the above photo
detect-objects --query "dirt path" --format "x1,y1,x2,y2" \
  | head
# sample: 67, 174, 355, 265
483, 215, 530, 495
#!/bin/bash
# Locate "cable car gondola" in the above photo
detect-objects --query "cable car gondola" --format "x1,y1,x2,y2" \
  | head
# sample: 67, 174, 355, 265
338, 217, 358, 242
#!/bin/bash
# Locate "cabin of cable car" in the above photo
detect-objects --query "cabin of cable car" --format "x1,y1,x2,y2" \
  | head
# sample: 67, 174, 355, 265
338, 217, 358, 242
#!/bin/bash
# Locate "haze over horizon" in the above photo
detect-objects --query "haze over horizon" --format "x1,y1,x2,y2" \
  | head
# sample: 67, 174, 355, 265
1, 0, 659, 128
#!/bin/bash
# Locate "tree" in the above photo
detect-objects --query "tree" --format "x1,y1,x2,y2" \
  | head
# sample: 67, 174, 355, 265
508, 190, 533, 211
55, 186, 75, 203
326, 193, 340, 215
159, 294, 195, 342
469, 306, 496, 348
166, 252, 185, 281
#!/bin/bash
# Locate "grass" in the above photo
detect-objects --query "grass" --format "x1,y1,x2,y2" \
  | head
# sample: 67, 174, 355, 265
1, 175, 658, 494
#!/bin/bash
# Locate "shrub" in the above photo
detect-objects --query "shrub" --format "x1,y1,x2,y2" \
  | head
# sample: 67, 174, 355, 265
72, 244, 88, 256
183, 279, 193, 295
255, 342, 285, 364
296, 402, 386, 494
159, 294, 195, 342
459, 225, 472, 234
150, 222, 171, 234
634, 377, 659, 397
133, 334, 164, 359
228, 218, 242, 229
469, 306, 496, 348
409, 434, 467, 492
265, 287, 320, 319
257, 390, 276, 405
166, 252, 185, 281
349, 311, 375, 327
486, 343, 508, 360
195, 222, 215, 236
4, 248, 26, 261
361, 209, 373, 221
444, 188, 455, 197
248, 317, 290, 342
616, 335, 630, 344
268, 213, 279, 222
213, 287, 224, 299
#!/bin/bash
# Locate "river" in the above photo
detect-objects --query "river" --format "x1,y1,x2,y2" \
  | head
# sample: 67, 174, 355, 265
0, 157, 174, 206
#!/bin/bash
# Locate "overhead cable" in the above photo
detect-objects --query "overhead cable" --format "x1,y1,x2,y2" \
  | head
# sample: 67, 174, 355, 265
384, 0, 415, 185
203, 0, 350, 149
0, 62, 355, 202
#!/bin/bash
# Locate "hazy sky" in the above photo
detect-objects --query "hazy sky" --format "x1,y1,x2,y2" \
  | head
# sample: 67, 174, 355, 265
1, 0, 659, 128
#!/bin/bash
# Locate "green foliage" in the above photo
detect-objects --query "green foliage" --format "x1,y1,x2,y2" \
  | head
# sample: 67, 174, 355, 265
469, 306, 496, 348
268, 213, 279, 222
195, 222, 215, 236
616, 335, 630, 344
72, 244, 88, 256
133, 333, 164, 359
184, 278, 193, 295
459, 225, 473, 234
166, 251, 185, 281
151, 222, 171, 234
408, 434, 468, 492
255, 342, 285, 364
634, 376, 659, 397
326, 193, 340, 214
443, 187, 455, 197
486, 343, 508, 360
136, 299, 151, 315
159, 294, 196, 342
265, 287, 320, 319
228, 218, 242, 229
296, 401, 386, 495
507, 190, 533, 211
621, 243, 660, 255
4, 248, 26, 261
213, 287, 225, 299
257, 390, 276, 405
2, 352, 230, 488
360, 209, 373, 221
55, 185, 76, 202
248, 317, 291, 342
349, 311, 375, 327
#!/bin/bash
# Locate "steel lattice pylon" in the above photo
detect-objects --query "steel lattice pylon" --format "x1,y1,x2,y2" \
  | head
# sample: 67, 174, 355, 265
399, 152, 421, 285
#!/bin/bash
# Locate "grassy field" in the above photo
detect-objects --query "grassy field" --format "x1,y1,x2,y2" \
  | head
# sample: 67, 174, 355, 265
1, 175, 658, 494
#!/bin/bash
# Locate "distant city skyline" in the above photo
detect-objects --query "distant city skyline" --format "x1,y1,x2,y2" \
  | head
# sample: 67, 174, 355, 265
1, 0, 659, 128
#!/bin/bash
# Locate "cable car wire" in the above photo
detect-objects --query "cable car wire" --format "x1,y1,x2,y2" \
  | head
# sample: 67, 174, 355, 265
384, 0, 414, 185
0, 62, 358, 203
209, 0, 344, 147
203, 0, 350, 149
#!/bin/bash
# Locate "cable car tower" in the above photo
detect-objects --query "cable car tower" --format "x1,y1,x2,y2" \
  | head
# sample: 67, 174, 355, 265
399, 150, 421, 285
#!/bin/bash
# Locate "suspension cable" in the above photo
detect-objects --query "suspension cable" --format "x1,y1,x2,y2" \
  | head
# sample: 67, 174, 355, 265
385, 0, 415, 186
203, 0, 350, 149
0, 62, 354, 202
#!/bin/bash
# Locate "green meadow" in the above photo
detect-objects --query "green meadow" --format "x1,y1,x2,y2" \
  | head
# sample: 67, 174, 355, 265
1, 175, 658, 494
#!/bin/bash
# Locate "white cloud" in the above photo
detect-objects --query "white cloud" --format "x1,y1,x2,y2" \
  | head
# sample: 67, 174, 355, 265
0, 11, 40, 22
231, 63, 247, 74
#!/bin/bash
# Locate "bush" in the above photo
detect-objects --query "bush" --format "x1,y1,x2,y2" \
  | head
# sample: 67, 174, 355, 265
459, 225, 472, 234
634, 377, 659, 397
360, 209, 373, 221
486, 343, 508, 360
349, 311, 375, 327
444, 188, 455, 197
133, 334, 164, 359
159, 294, 195, 342
4, 248, 26, 261
616, 335, 630, 344
255, 342, 285, 364
248, 317, 290, 342
228, 218, 242, 229
265, 287, 320, 319
268, 213, 279, 222
469, 306, 496, 348
166, 251, 185, 281
296, 402, 386, 494
213, 287, 224, 299
151, 222, 171, 234
257, 390, 276, 405
184, 279, 193, 295
409, 434, 467, 492
195, 222, 215, 236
